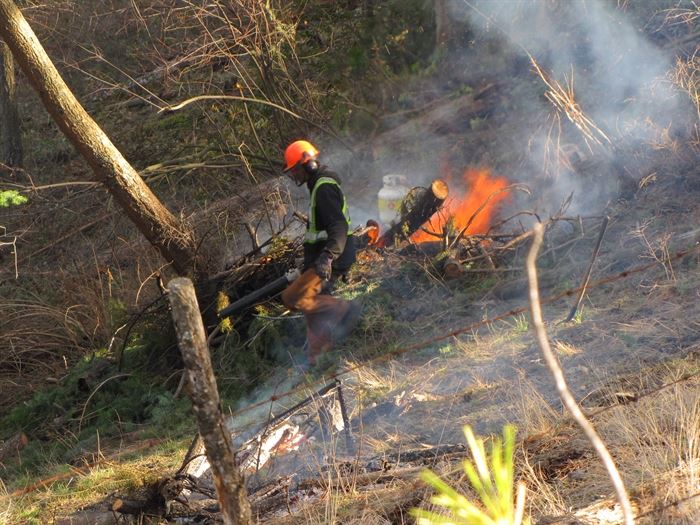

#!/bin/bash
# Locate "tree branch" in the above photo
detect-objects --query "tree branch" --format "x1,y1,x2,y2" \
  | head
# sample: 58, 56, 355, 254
526, 222, 635, 525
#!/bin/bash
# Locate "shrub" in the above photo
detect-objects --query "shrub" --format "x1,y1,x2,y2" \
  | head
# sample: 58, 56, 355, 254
412, 424, 529, 525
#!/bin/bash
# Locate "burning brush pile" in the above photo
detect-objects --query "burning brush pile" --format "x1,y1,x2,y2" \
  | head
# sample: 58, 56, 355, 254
356, 166, 528, 281
213, 164, 528, 340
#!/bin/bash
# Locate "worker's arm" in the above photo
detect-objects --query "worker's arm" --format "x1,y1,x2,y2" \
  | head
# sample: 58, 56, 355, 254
314, 184, 348, 260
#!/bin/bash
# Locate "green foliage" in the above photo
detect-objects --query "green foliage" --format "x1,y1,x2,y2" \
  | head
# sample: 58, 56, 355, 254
242, 307, 304, 363
412, 424, 529, 525
107, 297, 127, 330
216, 291, 234, 334
120, 312, 181, 372
513, 313, 529, 333
470, 117, 486, 130
294, 0, 436, 134
0, 190, 28, 207
347, 45, 369, 75
152, 112, 192, 131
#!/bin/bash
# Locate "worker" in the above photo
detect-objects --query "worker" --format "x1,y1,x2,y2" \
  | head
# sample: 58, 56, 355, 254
280, 140, 361, 369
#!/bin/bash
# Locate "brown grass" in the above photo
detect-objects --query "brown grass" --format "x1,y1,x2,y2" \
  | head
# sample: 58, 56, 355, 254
529, 55, 612, 151
671, 52, 700, 121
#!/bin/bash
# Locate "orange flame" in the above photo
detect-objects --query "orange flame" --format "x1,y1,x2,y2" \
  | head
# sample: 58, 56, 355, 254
411, 168, 509, 243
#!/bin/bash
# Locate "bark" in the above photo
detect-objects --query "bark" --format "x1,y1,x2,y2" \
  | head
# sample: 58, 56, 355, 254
378, 179, 449, 246
0, 2, 200, 276
111, 499, 149, 516
0, 40, 21, 168
167, 277, 252, 525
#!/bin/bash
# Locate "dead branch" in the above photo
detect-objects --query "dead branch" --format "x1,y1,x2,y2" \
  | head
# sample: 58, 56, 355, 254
0, 233, 19, 278
526, 222, 634, 525
243, 222, 260, 251
563, 216, 609, 322
529, 55, 611, 149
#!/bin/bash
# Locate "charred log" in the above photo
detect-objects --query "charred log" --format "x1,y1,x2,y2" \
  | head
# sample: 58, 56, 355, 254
378, 179, 449, 246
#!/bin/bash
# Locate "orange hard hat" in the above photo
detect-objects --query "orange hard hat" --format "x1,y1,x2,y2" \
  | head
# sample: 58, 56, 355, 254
283, 140, 319, 171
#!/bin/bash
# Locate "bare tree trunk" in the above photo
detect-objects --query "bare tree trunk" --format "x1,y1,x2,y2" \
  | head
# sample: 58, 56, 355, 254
168, 277, 252, 525
0, 1, 201, 276
0, 40, 21, 169
434, 0, 454, 53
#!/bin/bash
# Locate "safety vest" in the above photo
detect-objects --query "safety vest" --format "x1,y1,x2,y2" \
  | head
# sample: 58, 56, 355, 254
304, 177, 352, 244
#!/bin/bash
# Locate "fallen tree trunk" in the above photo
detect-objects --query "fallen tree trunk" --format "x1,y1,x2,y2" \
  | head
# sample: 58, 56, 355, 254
378, 179, 449, 246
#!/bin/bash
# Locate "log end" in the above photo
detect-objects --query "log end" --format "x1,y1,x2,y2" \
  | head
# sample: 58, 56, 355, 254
431, 179, 449, 200
443, 257, 465, 279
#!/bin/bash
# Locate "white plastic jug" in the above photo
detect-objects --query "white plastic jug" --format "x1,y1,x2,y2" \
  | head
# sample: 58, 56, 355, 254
377, 174, 409, 225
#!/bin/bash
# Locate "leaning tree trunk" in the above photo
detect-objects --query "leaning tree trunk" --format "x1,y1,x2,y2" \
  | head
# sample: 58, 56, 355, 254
434, 0, 457, 54
0, 40, 21, 169
168, 278, 252, 525
0, 1, 201, 277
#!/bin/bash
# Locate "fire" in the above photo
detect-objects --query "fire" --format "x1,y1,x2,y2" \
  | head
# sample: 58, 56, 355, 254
411, 168, 509, 243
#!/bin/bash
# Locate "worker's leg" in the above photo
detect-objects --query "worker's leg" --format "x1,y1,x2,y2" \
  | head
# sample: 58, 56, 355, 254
282, 269, 351, 363
282, 269, 349, 318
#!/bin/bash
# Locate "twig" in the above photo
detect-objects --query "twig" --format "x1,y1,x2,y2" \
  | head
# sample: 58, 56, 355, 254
0, 234, 19, 278
529, 55, 612, 149
158, 94, 354, 154
243, 222, 260, 251
526, 222, 634, 525
563, 216, 609, 322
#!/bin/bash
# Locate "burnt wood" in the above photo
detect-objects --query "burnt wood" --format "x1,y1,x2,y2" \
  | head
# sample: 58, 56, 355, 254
378, 179, 449, 246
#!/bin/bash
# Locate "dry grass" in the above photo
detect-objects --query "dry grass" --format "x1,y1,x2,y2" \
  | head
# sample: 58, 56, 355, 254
598, 375, 700, 523
671, 52, 700, 121
0, 437, 186, 525
529, 55, 612, 151
508, 361, 700, 524
0, 253, 167, 415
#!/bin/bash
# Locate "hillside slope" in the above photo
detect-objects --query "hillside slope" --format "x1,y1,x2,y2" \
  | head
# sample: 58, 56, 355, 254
2, 1, 700, 524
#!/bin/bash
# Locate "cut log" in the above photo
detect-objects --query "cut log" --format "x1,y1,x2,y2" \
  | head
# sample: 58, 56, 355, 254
353, 219, 380, 249
377, 179, 449, 246
442, 256, 464, 279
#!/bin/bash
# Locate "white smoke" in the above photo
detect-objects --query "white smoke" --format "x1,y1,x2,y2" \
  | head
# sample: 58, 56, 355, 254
318, 1, 686, 223
451, 0, 681, 215
461, 0, 676, 132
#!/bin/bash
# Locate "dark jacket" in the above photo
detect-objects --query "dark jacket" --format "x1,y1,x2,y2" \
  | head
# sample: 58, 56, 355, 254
303, 167, 356, 273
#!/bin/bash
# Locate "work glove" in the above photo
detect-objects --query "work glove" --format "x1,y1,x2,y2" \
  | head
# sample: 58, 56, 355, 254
315, 251, 334, 281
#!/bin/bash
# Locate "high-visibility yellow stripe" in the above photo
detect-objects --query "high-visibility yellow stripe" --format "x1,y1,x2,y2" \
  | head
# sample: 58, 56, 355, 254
305, 177, 352, 244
